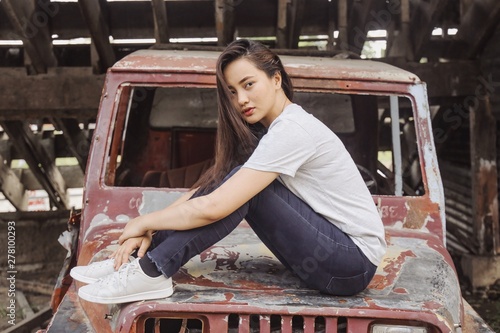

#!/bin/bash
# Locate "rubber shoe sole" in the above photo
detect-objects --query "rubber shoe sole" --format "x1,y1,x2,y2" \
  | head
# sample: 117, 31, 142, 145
78, 283, 174, 304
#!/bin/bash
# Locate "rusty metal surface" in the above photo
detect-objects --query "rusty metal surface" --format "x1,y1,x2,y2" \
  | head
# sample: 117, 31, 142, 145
68, 216, 462, 332
44, 49, 489, 332
110, 49, 421, 84
45, 284, 96, 333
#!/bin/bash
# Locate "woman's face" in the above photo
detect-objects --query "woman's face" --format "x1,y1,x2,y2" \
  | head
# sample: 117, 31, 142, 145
223, 58, 283, 127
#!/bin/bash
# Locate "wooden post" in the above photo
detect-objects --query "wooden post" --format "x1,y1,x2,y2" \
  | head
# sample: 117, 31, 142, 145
276, 0, 289, 49
0, 154, 28, 211
287, 0, 305, 49
1, 120, 69, 210
470, 95, 500, 255
410, 0, 449, 61
337, 0, 348, 52
461, 94, 500, 289
215, 0, 235, 46
327, 0, 337, 50
386, 0, 411, 59
151, 0, 170, 44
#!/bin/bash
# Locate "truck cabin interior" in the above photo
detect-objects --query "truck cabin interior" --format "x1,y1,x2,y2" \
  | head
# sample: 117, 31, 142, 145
105, 85, 422, 196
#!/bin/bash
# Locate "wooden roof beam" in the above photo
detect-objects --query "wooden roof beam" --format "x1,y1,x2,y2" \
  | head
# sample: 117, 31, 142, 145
447, 0, 500, 59
17, 165, 84, 191
50, 118, 90, 172
410, 0, 449, 61
0, 68, 103, 120
0, 154, 28, 211
215, 0, 235, 46
1, 121, 69, 210
1, 0, 57, 74
151, 0, 170, 44
78, 0, 116, 72
345, 0, 382, 55
0, 60, 481, 116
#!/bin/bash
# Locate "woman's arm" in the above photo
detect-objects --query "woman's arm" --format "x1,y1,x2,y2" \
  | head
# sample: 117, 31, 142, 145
109, 189, 198, 268
170, 187, 199, 208
118, 168, 279, 244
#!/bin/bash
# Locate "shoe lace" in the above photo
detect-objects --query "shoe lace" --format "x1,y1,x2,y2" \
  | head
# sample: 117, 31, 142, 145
95, 263, 130, 288
117, 262, 132, 289
100, 261, 136, 290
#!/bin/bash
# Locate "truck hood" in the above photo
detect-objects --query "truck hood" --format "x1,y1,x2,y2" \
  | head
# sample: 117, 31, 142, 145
48, 221, 462, 332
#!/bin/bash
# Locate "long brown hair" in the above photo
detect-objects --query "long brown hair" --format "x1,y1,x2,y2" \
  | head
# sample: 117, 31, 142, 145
194, 39, 294, 192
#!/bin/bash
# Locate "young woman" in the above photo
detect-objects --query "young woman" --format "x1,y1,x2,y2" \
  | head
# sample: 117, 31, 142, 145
71, 39, 386, 304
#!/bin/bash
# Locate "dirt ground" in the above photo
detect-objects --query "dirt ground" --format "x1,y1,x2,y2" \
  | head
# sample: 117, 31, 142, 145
453, 252, 500, 332
463, 284, 500, 331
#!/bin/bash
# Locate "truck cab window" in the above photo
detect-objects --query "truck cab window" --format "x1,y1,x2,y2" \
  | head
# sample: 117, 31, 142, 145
105, 86, 422, 196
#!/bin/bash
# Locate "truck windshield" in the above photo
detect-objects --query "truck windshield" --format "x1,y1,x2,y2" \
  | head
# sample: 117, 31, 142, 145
105, 85, 422, 196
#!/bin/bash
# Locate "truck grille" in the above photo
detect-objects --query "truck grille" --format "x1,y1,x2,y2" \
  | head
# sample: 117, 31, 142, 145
143, 314, 347, 333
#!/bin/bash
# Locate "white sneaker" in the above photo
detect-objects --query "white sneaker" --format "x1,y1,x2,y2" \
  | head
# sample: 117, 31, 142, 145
77, 258, 173, 304
70, 257, 133, 284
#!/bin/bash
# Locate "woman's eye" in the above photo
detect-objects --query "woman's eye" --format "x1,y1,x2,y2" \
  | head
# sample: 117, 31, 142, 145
245, 82, 253, 88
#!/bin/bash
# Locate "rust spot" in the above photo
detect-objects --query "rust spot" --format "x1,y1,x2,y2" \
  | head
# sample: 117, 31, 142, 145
174, 268, 229, 288
208, 292, 248, 305
364, 297, 387, 310
232, 278, 283, 290
475, 159, 499, 254
200, 246, 239, 271
404, 199, 439, 229
393, 287, 408, 294
369, 249, 416, 291
423, 301, 443, 311
80, 298, 114, 333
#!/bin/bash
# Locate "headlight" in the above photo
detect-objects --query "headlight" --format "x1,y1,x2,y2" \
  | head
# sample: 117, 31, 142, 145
371, 324, 428, 333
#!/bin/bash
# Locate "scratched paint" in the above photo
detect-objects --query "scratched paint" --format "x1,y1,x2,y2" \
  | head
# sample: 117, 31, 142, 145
84, 213, 115, 238
138, 190, 183, 215
43, 50, 494, 333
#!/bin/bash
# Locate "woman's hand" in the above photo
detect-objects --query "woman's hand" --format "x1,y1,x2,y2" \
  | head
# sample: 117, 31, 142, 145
118, 218, 148, 245
111, 233, 152, 270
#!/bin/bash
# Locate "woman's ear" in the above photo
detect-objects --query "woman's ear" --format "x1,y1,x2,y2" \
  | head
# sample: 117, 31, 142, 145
273, 71, 282, 89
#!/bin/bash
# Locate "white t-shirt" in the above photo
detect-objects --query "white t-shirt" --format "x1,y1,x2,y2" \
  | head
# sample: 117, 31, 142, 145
243, 103, 386, 266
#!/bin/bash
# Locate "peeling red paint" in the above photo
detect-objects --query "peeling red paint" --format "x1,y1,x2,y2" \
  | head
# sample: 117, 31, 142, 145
405, 198, 441, 231
393, 288, 408, 294
368, 248, 416, 291
424, 301, 444, 311
43, 49, 493, 333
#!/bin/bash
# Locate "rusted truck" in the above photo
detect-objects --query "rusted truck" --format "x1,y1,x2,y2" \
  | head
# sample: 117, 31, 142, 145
44, 48, 493, 332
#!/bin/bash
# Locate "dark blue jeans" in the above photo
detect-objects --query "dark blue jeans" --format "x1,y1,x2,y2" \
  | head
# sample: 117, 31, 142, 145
147, 168, 376, 296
